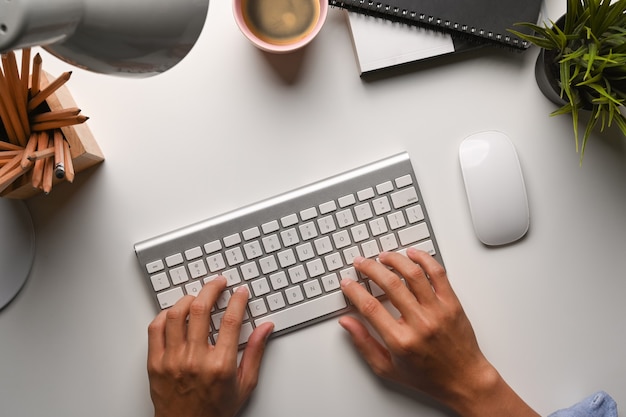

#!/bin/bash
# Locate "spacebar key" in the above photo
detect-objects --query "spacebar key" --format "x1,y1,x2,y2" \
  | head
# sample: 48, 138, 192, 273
255, 291, 347, 332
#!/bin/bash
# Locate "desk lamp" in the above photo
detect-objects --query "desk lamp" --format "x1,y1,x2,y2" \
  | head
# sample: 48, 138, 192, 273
0, 0, 210, 309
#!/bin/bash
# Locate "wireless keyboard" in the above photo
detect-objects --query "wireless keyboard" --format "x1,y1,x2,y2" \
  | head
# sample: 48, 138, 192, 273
134, 152, 444, 346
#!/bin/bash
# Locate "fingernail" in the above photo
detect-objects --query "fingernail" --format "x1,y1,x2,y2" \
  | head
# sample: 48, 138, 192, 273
236, 285, 249, 295
353, 256, 365, 266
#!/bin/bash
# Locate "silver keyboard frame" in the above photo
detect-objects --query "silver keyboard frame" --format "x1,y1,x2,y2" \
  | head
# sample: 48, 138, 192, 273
134, 152, 444, 342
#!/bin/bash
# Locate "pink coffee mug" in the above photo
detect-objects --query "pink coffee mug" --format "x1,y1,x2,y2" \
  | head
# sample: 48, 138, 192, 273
233, 0, 328, 53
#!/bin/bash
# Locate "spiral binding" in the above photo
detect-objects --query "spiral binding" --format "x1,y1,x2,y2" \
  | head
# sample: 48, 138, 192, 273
329, 0, 530, 49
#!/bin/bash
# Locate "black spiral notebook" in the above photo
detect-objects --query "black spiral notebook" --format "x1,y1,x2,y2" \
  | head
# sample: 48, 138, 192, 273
330, 0, 543, 50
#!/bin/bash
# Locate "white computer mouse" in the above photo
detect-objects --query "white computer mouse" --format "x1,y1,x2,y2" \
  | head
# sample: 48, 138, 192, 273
459, 131, 529, 246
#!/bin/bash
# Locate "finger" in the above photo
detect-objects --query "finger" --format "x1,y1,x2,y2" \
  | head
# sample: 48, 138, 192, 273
238, 322, 274, 395
164, 295, 195, 350
338, 316, 393, 379
378, 251, 436, 304
187, 276, 227, 346
353, 256, 419, 315
214, 285, 249, 362
340, 277, 398, 339
147, 310, 167, 370
406, 248, 454, 297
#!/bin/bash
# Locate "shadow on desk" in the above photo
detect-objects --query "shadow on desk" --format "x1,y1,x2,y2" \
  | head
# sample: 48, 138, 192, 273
360, 45, 529, 83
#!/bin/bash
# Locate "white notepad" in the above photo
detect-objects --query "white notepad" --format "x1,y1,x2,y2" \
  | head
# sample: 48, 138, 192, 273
345, 11, 480, 76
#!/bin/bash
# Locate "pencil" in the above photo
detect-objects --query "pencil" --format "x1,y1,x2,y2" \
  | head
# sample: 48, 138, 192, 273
0, 150, 23, 159
62, 139, 74, 183
53, 130, 65, 179
31, 131, 48, 188
0, 96, 19, 144
27, 146, 55, 161
30, 53, 42, 97
0, 140, 22, 151
0, 68, 26, 145
0, 151, 23, 178
42, 146, 53, 194
31, 115, 88, 132
28, 71, 72, 112
30, 107, 81, 124
20, 48, 31, 103
21, 132, 38, 168
0, 163, 27, 194
2, 52, 30, 144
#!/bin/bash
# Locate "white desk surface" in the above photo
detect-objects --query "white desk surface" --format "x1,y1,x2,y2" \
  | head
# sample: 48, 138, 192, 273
2, 1, 626, 416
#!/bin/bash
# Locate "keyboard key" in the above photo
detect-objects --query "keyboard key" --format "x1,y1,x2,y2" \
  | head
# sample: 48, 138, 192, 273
278, 249, 297, 268
288, 265, 307, 284
391, 187, 419, 209
317, 216, 337, 234
376, 181, 394, 194
242, 227, 260, 240
281, 213, 298, 227
204, 240, 222, 254
280, 228, 300, 247
372, 196, 392, 215
332, 230, 351, 249
336, 209, 355, 227
306, 258, 325, 277
243, 240, 263, 259
387, 211, 407, 230
225, 247, 244, 266
380, 233, 399, 252
338, 194, 356, 207
340, 267, 358, 281
269, 271, 289, 290
300, 207, 318, 221
406, 204, 425, 224
357, 187, 375, 201
398, 223, 430, 246
188, 260, 208, 279
185, 280, 203, 296
260, 255, 278, 274
241, 262, 260, 280
395, 174, 413, 188
224, 233, 241, 247
166, 253, 184, 267
362, 240, 381, 258
321, 273, 340, 292
249, 299, 268, 317
354, 203, 373, 221
369, 218, 388, 236
343, 246, 361, 265
285, 286, 305, 304
350, 224, 369, 242
262, 220, 279, 234
222, 269, 242, 286
298, 222, 318, 240
150, 272, 169, 292
255, 291, 347, 332
324, 253, 343, 271
262, 234, 281, 253
185, 246, 203, 261
207, 253, 226, 272
146, 259, 165, 274
266, 292, 286, 311
314, 236, 333, 255
296, 242, 315, 261
303, 279, 323, 298
157, 287, 185, 309
319, 200, 337, 214
251, 277, 271, 296
170, 266, 189, 285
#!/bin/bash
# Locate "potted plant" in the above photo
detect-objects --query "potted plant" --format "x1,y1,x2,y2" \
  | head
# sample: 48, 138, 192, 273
510, 0, 626, 162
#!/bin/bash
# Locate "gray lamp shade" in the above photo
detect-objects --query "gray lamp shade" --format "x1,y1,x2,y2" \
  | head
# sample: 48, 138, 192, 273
0, 0, 210, 77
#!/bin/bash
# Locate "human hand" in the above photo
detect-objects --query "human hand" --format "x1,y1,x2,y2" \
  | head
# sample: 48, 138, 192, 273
147, 277, 274, 417
339, 249, 539, 417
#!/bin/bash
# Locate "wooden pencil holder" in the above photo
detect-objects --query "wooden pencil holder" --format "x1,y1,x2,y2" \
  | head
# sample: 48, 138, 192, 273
0, 51, 104, 199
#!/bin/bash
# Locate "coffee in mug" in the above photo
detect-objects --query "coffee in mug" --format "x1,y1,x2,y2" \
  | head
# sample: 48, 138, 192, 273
240, 0, 320, 45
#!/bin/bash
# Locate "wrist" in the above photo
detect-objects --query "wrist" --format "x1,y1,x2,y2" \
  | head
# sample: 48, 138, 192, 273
444, 360, 539, 417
